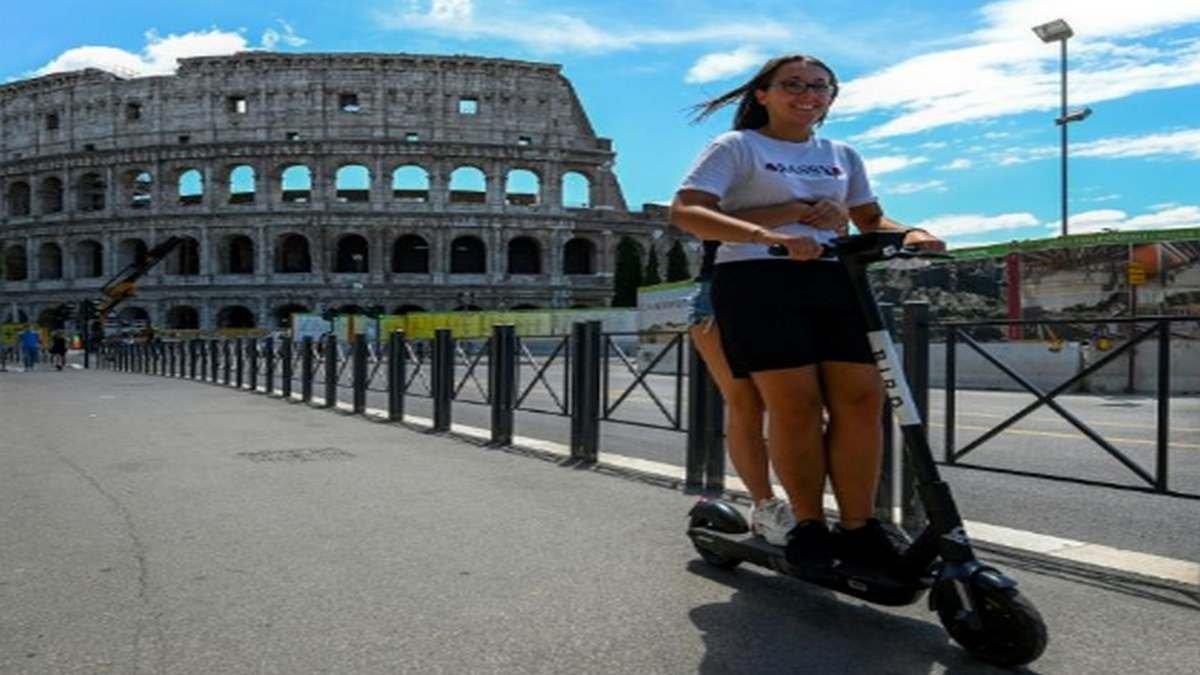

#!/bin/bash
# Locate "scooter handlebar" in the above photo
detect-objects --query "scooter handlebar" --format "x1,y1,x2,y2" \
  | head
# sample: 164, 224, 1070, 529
766, 231, 951, 266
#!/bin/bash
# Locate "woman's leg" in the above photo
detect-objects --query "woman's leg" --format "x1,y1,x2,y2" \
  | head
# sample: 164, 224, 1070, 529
689, 322, 771, 502
820, 361, 885, 529
749, 367, 826, 522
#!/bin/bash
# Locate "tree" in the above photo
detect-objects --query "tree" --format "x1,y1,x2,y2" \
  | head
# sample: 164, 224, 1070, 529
643, 244, 662, 286
666, 240, 691, 281
611, 237, 643, 307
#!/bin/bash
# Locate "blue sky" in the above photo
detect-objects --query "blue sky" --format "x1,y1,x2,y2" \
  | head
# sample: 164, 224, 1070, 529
6, 0, 1200, 249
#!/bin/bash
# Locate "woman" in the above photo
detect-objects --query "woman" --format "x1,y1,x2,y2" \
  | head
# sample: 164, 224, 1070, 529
670, 54, 944, 573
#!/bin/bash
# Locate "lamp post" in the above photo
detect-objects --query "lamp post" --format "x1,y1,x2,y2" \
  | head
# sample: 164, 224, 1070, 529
1033, 18, 1091, 238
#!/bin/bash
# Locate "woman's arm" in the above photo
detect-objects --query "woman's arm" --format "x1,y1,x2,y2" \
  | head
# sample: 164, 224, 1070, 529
731, 199, 848, 233
849, 201, 945, 251
670, 190, 823, 259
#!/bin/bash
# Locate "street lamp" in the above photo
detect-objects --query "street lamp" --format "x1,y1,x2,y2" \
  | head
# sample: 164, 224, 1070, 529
1033, 18, 1090, 238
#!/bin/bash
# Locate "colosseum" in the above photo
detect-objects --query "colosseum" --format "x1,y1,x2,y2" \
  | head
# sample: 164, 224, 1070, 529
0, 51, 676, 331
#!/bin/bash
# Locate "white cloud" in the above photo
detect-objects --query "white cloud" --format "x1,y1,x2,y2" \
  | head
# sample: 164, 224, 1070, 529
376, 1, 789, 53
1046, 205, 1200, 234
887, 180, 947, 194
1082, 193, 1121, 203
685, 47, 766, 84
32, 24, 308, 78
993, 127, 1200, 165
914, 212, 1040, 238
864, 155, 928, 177
838, 1, 1200, 139
939, 158, 973, 171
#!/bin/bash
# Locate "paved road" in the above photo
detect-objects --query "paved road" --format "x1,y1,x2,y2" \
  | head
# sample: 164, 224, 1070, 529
3, 367, 1199, 674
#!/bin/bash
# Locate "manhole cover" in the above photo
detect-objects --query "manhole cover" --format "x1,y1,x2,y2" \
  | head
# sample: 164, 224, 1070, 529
236, 447, 356, 463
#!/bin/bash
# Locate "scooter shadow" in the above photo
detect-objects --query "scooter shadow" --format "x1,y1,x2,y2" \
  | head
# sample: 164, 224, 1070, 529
686, 560, 1043, 675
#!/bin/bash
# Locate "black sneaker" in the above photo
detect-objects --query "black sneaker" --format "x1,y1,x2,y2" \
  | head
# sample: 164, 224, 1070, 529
833, 519, 911, 575
785, 520, 834, 573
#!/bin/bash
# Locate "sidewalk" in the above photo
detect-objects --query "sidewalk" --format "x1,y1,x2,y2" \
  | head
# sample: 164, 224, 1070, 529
1, 369, 1197, 674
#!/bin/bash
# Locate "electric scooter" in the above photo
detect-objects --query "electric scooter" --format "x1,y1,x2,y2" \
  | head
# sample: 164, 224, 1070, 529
686, 231, 1048, 668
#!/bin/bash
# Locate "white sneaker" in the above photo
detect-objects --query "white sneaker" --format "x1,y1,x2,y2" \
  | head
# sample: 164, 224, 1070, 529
750, 498, 796, 546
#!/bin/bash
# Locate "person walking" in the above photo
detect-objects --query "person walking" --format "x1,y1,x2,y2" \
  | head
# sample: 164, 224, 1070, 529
49, 331, 69, 370
18, 326, 42, 371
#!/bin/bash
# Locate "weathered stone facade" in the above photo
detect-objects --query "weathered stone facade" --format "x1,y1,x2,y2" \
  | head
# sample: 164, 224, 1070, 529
0, 52, 674, 329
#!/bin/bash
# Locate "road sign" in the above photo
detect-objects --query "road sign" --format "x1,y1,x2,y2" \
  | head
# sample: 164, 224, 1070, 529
1127, 262, 1146, 285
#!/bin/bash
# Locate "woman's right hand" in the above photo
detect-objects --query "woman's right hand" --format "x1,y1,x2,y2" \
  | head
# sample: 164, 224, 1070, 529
804, 199, 849, 235
762, 231, 823, 260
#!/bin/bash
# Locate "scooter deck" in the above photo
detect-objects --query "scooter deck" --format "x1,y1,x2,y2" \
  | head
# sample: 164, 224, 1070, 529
688, 525, 930, 607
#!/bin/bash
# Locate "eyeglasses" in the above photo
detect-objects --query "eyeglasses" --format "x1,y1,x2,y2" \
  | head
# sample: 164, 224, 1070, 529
770, 79, 836, 96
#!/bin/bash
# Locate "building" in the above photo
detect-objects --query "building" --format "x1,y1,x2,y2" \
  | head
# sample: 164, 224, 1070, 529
0, 52, 673, 330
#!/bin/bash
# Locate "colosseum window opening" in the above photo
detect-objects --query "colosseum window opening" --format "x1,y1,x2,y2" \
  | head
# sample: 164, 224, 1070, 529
222, 235, 255, 275
449, 167, 487, 204
227, 96, 248, 115
517, 136, 532, 146
3, 246, 26, 280
77, 173, 105, 212
178, 169, 203, 205
39, 177, 64, 213
229, 166, 256, 204
450, 236, 486, 274
84, 144, 96, 152
286, 131, 302, 141
335, 165, 371, 202
505, 169, 540, 206
127, 171, 153, 209
458, 98, 478, 115
275, 234, 311, 274
392, 234, 429, 273
281, 165, 312, 202
404, 132, 419, 142
37, 243, 63, 279
393, 304, 424, 315
563, 238, 595, 275
335, 234, 370, 273
164, 237, 200, 276
3, 309, 29, 323
178, 135, 190, 145
166, 306, 200, 329
45, 113, 59, 131
125, 102, 142, 121
274, 304, 309, 328
507, 237, 541, 275
117, 307, 149, 326
338, 93, 360, 113
74, 240, 104, 278
216, 305, 256, 328
562, 172, 590, 208
511, 304, 540, 310
6, 181, 32, 217
392, 166, 429, 202
117, 238, 148, 271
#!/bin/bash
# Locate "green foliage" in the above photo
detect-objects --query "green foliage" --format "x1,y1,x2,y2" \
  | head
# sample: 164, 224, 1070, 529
666, 240, 691, 281
643, 244, 662, 286
612, 237, 643, 307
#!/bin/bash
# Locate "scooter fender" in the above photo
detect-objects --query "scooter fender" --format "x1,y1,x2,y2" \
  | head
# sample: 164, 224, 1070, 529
928, 562, 1017, 611
688, 499, 750, 534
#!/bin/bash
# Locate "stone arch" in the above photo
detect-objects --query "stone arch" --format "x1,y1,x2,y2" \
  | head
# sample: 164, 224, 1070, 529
74, 240, 104, 278
177, 168, 203, 205
335, 164, 371, 203
37, 307, 61, 328
77, 172, 106, 212
163, 236, 200, 276
229, 165, 256, 204
281, 164, 312, 202
117, 238, 148, 271
449, 166, 487, 204
507, 236, 541, 275
562, 171, 591, 208
505, 168, 540, 206
335, 234, 370, 273
165, 305, 200, 329
216, 305, 256, 329
37, 242, 63, 279
38, 176, 64, 214
3, 308, 29, 322
449, 235, 486, 274
116, 306, 150, 324
219, 234, 255, 275
392, 234, 429, 273
123, 170, 153, 209
6, 181, 31, 217
392, 304, 424, 315
511, 304, 540, 310
563, 238, 595, 275
275, 233, 312, 274
4, 244, 27, 280
392, 165, 429, 202
273, 304, 309, 328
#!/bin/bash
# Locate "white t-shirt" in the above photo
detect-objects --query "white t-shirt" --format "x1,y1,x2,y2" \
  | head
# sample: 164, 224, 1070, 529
679, 129, 877, 264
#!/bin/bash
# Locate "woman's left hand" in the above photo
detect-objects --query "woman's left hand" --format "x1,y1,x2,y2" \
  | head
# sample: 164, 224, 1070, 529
903, 229, 946, 252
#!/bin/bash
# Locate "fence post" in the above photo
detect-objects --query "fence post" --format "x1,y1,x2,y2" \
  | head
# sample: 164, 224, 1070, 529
388, 330, 406, 422
301, 337, 313, 402
489, 325, 517, 445
1156, 320, 1171, 492
251, 339, 262, 391
944, 327, 957, 464
875, 303, 897, 523
353, 333, 367, 415
324, 334, 338, 408
264, 337, 275, 395
570, 321, 601, 462
432, 329, 453, 432
222, 340, 232, 385
235, 338, 245, 389
685, 335, 725, 494
281, 337, 293, 399
901, 301, 931, 531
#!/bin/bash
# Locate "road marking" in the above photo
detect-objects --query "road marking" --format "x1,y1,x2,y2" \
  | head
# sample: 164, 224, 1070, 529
930, 422, 1200, 449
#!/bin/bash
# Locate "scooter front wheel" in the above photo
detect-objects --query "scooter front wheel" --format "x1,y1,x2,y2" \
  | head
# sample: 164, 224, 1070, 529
688, 514, 743, 569
935, 582, 1047, 667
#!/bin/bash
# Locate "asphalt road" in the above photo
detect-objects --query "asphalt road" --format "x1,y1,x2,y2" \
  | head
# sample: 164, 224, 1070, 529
2, 368, 1198, 674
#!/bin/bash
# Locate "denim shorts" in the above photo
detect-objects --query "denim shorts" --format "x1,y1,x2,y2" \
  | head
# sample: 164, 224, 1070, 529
688, 280, 714, 326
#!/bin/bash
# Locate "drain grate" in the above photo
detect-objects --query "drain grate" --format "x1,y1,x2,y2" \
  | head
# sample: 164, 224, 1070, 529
236, 447, 356, 463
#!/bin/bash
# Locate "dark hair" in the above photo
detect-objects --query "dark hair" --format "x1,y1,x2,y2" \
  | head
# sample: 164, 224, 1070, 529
689, 54, 839, 129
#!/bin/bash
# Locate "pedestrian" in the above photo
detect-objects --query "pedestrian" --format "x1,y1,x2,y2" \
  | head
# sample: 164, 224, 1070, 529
49, 330, 68, 370
670, 53, 944, 575
18, 326, 42, 371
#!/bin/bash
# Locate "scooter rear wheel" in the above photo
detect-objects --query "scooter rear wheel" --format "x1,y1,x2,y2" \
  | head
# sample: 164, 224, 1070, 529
935, 583, 1047, 667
